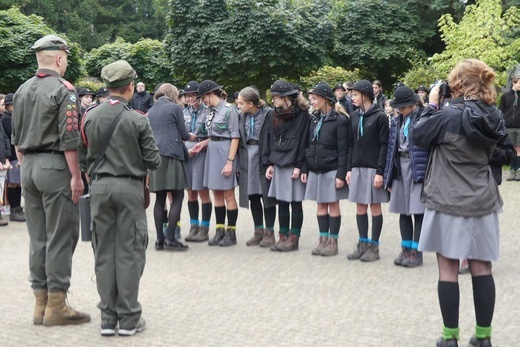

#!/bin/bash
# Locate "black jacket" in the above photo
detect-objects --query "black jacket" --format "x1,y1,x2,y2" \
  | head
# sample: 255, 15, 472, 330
303, 110, 349, 180
338, 97, 354, 115
347, 105, 389, 175
499, 89, 520, 128
1, 111, 16, 161
262, 106, 310, 169
132, 91, 153, 113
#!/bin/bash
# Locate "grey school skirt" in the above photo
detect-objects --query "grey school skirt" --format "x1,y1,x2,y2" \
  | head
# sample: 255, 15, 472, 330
186, 140, 207, 191
418, 208, 500, 262
247, 145, 262, 195
388, 157, 425, 215
348, 167, 389, 204
268, 165, 306, 202
149, 155, 189, 192
304, 170, 349, 203
203, 139, 238, 190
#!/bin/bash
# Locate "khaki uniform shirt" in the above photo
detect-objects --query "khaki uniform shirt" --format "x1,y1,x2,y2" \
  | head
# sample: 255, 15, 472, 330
12, 69, 80, 152
78, 96, 161, 177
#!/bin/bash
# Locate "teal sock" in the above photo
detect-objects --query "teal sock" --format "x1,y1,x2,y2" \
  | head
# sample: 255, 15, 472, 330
290, 228, 301, 236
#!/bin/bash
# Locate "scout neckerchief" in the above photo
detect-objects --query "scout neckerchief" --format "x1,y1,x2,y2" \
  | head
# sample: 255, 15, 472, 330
205, 108, 215, 133
313, 112, 326, 141
403, 117, 411, 138
249, 115, 255, 138
190, 108, 197, 133
358, 111, 365, 139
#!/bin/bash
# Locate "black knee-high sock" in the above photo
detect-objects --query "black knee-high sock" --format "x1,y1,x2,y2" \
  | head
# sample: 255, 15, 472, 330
227, 209, 238, 227
264, 205, 276, 229
371, 214, 383, 242
413, 214, 424, 244
290, 201, 303, 236
249, 195, 263, 227
278, 201, 290, 234
438, 281, 460, 328
6, 187, 18, 208
153, 191, 167, 241
399, 214, 413, 243
201, 202, 212, 225
165, 190, 184, 240
356, 213, 369, 239
15, 186, 22, 207
317, 214, 329, 234
215, 206, 226, 226
472, 275, 495, 327
329, 215, 341, 236
188, 200, 199, 222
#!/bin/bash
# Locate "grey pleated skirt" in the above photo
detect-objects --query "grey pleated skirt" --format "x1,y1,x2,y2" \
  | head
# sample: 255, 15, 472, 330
305, 170, 349, 203
150, 155, 189, 192
418, 208, 500, 262
268, 165, 305, 202
247, 145, 262, 195
186, 141, 207, 191
348, 167, 389, 204
388, 157, 425, 215
203, 139, 238, 190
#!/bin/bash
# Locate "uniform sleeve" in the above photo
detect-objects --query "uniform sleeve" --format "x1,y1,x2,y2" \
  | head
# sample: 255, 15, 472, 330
376, 113, 390, 175
347, 116, 354, 172
228, 107, 240, 139
175, 106, 191, 141
57, 85, 80, 151
77, 125, 88, 173
261, 113, 273, 168
138, 116, 161, 170
413, 105, 447, 149
336, 116, 349, 180
294, 112, 310, 169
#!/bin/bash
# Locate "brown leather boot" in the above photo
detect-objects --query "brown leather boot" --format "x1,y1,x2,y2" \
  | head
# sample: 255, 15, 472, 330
321, 237, 338, 257
360, 243, 380, 262
394, 247, 412, 266
346, 240, 369, 260
246, 228, 264, 246
33, 289, 48, 325
208, 227, 225, 246
270, 233, 288, 251
192, 225, 209, 242
184, 224, 200, 242
402, 250, 423, 267
219, 228, 237, 247
311, 236, 328, 256
43, 291, 91, 326
259, 229, 275, 248
277, 233, 299, 252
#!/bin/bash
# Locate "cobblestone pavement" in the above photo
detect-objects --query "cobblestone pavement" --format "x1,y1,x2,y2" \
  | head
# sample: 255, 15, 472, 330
1, 178, 518, 347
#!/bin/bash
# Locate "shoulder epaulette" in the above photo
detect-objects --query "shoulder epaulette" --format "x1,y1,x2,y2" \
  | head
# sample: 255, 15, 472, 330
35, 73, 76, 93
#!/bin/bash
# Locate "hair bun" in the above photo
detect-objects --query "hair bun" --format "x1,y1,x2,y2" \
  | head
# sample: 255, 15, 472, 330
480, 68, 495, 84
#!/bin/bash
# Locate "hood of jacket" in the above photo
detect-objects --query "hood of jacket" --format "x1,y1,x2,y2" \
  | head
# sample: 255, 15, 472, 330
459, 100, 504, 149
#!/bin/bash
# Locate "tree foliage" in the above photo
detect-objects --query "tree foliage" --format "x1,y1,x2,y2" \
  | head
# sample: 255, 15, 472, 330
166, 0, 334, 92
84, 37, 173, 90
0, 7, 83, 92
300, 66, 361, 92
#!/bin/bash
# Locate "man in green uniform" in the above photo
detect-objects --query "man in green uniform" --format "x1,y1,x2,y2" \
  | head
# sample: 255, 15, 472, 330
12, 34, 91, 326
78, 60, 161, 337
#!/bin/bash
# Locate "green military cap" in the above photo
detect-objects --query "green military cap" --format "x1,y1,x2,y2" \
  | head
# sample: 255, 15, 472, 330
101, 60, 138, 88
30, 34, 70, 54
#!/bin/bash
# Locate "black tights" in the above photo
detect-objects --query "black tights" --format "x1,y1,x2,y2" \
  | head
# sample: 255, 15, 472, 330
154, 190, 184, 241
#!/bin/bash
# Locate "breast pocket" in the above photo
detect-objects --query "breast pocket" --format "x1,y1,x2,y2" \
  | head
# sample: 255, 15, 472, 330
277, 135, 296, 152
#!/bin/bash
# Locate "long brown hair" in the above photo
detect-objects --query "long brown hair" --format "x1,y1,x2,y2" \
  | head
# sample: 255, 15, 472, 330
447, 59, 496, 105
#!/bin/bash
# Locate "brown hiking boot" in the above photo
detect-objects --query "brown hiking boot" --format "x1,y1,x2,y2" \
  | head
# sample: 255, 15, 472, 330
311, 236, 328, 256
394, 247, 412, 266
219, 228, 237, 247
246, 228, 264, 246
270, 233, 288, 252
259, 229, 275, 248
507, 170, 517, 181
402, 250, 423, 267
43, 291, 91, 326
184, 224, 200, 242
208, 227, 225, 246
192, 225, 209, 242
360, 243, 380, 262
321, 237, 338, 257
277, 233, 299, 252
346, 241, 369, 260
33, 289, 48, 325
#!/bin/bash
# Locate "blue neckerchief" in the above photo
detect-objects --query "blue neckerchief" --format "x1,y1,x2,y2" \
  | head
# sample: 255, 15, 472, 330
314, 113, 325, 140
191, 109, 197, 133
403, 117, 410, 138
249, 115, 255, 138
358, 112, 364, 138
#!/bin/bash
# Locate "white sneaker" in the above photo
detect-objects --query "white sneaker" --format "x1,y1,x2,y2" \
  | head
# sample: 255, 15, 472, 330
118, 318, 146, 336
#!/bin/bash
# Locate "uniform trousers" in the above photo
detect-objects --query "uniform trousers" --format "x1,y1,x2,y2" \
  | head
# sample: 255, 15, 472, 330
90, 176, 148, 329
22, 152, 79, 292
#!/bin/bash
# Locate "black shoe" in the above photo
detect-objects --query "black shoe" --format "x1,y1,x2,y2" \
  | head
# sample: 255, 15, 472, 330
468, 335, 492, 347
155, 240, 164, 251
436, 337, 458, 347
164, 239, 189, 251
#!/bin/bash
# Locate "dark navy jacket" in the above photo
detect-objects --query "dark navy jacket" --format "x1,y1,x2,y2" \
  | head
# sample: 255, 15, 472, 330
383, 107, 429, 189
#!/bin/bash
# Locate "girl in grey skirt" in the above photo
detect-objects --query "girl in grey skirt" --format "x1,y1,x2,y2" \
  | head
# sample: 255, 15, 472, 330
148, 84, 194, 251
302, 82, 349, 257
345, 80, 389, 262
384, 86, 428, 268
191, 80, 240, 247
413, 59, 504, 347
261, 80, 310, 252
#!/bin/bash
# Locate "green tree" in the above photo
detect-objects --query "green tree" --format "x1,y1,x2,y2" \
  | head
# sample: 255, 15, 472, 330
300, 66, 361, 92
84, 37, 174, 89
0, 7, 83, 92
166, 0, 334, 92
